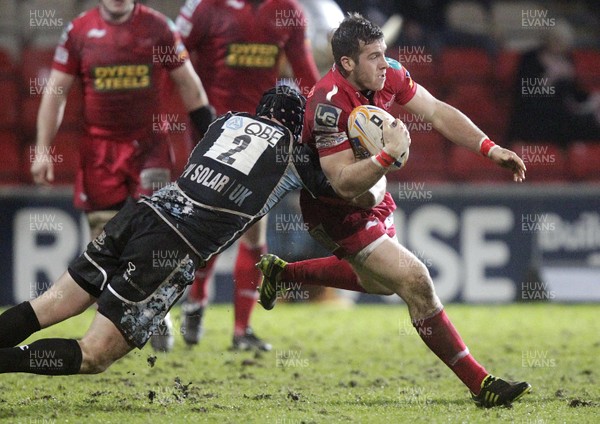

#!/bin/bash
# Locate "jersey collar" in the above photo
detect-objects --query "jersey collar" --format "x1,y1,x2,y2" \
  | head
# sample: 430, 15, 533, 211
331, 64, 377, 105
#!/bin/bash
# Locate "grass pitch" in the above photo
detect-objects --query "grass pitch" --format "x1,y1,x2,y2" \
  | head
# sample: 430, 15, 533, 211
0, 303, 598, 423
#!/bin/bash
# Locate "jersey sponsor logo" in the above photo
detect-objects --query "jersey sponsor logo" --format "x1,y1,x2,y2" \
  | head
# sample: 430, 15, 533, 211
92, 64, 151, 91
244, 120, 285, 146
226, 43, 279, 68
314, 103, 342, 131
87, 28, 106, 38
228, 184, 253, 207
181, 163, 231, 193
181, 162, 253, 207
315, 132, 347, 150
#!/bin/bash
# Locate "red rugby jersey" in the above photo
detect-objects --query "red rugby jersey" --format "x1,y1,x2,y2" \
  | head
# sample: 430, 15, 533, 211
52, 3, 188, 138
176, 0, 319, 115
303, 59, 418, 158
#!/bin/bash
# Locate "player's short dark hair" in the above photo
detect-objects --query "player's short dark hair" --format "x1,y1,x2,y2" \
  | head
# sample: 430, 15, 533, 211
256, 86, 306, 140
331, 13, 384, 71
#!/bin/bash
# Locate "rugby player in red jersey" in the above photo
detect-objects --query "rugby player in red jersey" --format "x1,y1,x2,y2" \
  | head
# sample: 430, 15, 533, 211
176, 0, 320, 351
257, 13, 531, 407
30, 0, 216, 352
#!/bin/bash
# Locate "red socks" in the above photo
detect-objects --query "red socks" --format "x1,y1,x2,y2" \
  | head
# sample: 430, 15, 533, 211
189, 245, 265, 336
188, 256, 217, 306
233, 243, 265, 336
413, 309, 488, 394
282, 260, 486, 393
282, 256, 366, 293
188, 244, 264, 337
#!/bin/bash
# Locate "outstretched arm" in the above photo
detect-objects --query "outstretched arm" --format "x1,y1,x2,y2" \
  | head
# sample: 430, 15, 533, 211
403, 85, 526, 182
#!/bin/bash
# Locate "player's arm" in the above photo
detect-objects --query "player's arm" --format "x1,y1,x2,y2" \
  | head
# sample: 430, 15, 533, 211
349, 176, 386, 208
169, 61, 215, 136
31, 69, 75, 185
319, 119, 409, 200
403, 84, 526, 182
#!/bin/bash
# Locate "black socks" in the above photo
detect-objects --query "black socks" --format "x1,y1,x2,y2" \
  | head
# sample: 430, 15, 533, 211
0, 301, 41, 348
0, 338, 82, 375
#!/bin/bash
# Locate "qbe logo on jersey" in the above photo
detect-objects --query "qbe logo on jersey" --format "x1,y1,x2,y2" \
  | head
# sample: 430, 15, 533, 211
206, 116, 285, 175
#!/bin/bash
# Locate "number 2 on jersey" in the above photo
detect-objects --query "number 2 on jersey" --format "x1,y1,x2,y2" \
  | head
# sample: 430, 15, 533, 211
205, 117, 275, 175
216, 135, 250, 165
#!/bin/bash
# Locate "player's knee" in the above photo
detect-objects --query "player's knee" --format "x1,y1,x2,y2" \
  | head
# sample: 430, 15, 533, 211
404, 265, 435, 299
80, 353, 111, 374
400, 268, 441, 316
87, 211, 117, 240
78, 340, 115, 374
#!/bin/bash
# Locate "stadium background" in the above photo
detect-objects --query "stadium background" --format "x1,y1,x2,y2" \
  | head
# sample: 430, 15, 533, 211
0, 0, 598, 306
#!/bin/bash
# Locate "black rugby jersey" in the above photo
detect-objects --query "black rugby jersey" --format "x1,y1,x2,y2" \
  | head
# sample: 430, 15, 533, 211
142, 112, 331, 263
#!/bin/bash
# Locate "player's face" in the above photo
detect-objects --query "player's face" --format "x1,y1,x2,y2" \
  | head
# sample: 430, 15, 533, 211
99, 0, 135, 22
346, 39, 389, 92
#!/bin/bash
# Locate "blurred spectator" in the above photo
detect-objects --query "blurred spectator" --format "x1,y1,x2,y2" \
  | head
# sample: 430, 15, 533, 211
509, 20, 600, 147
335, 0, 496, 56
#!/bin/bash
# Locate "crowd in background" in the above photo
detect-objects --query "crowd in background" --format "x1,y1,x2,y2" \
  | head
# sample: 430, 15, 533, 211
0, 0, 599, 185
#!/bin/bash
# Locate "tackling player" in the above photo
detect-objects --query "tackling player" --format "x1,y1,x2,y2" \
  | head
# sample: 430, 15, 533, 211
30, 0, 215, 352
0, 87, 334, 376
175, 0, 320, 351
257, 13, 531, 407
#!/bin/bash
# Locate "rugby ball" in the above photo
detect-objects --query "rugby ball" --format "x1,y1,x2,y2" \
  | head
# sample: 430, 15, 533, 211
347, 105, 409, 170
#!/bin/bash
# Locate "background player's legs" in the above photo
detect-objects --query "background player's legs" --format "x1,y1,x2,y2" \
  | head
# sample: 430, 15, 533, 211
183, 221, 272, 350
87, 210, 118, 240
181, 257, 217, 345
231, 221, 271, 351
348, 239, 488, 394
